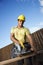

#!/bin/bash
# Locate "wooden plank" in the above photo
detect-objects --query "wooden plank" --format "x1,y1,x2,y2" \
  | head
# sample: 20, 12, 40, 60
37, 31, 43, 49
0, 52, 36, 65
32, 28, 43, 51
0, 50, 43, 65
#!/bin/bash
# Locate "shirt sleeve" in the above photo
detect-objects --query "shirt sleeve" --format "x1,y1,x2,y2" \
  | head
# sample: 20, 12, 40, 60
25, 28, 30, 35
10, 27, 14, 33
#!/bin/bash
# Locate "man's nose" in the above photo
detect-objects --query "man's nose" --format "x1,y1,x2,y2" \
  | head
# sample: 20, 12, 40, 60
20, 21, 23, 24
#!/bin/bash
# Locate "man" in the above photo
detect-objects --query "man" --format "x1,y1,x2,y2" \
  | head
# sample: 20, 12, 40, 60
10, 15, 34, 65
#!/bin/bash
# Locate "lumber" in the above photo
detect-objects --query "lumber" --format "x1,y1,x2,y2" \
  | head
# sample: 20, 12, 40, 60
0, 52, 36, 65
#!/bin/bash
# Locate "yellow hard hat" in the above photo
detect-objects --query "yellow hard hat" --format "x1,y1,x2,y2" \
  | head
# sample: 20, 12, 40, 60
18, 15, 25, 21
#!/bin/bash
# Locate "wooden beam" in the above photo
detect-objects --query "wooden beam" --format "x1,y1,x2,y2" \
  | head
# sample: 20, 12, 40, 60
0, 52, 36, 65
0, 50, 43, 65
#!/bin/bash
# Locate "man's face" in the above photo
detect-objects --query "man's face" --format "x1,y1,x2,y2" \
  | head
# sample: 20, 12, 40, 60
18, 19, 24, 27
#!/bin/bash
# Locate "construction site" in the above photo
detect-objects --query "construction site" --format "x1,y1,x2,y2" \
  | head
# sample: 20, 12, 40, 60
0, 28, 43, 65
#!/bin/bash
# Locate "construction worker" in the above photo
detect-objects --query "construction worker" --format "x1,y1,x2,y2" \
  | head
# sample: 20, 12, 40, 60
10, 15, 34, 65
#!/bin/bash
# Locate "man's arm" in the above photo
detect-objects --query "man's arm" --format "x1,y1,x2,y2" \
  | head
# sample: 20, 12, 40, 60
26, 34, 35, 51
10, 33, 20, 44
10, 33, 25, 48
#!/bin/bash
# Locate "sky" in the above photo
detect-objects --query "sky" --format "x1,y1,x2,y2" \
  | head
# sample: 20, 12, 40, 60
0, 0, 43, 48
